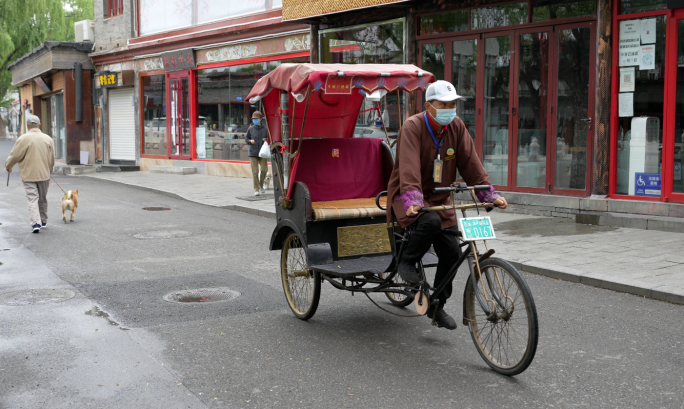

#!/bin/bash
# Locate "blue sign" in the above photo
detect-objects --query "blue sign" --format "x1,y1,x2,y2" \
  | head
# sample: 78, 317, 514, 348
635, 172, 661, 197
236, 96, 243, 101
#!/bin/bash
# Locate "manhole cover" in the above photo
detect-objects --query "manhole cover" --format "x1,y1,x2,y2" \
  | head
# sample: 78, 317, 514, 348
143, 207, 171, 211
163, 287, 241, 303
0, 289, 76, 306
134, 230, 192, 239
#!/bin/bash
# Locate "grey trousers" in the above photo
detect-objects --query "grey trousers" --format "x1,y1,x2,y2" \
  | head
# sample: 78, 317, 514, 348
23, 180, 49, 226
250, 157, 268, 191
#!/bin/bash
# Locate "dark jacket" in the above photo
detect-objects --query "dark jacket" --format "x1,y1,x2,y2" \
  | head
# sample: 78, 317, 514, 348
245, 124, 268, 157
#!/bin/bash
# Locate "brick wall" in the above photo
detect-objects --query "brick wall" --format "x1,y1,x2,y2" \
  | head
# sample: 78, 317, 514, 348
93, 0, 135, 53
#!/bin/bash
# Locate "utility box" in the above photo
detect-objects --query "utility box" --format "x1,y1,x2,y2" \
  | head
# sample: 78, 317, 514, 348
75, 20, 95, 43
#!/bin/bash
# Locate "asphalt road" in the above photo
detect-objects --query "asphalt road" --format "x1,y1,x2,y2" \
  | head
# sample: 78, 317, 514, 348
0, 139, 683, 409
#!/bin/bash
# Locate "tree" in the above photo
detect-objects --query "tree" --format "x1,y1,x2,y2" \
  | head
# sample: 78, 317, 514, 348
0, 0, 93, 138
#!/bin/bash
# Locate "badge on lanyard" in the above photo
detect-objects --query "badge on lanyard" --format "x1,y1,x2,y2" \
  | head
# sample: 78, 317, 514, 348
434, 155, 443, 183
424, 112, 444, 183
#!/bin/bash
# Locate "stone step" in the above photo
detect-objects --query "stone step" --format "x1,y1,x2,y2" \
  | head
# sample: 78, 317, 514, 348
52, 164, 97, 175
148, 166, 197, 175
576, 212, 684, 233
97, 165, 140, 173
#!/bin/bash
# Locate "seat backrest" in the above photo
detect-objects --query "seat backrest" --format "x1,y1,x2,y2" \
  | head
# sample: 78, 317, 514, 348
294, 137, 387, 202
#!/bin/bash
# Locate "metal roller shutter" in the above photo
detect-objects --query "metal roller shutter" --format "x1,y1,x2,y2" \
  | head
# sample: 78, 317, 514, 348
108, 88, 136, 161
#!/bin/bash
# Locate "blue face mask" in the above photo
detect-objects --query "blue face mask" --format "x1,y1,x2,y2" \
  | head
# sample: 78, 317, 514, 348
429, 104, 457, 126
252, 119, 260, 125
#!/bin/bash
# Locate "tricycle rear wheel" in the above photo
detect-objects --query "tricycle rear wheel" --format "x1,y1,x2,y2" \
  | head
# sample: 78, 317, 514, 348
381, 272, 414, 307
281, 232, 321, 320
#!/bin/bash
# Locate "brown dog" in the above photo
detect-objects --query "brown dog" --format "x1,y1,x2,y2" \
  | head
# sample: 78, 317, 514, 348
62, 189, 79, 223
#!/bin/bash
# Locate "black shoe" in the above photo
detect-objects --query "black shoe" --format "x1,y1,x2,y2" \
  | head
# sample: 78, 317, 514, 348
428, 307, 457, 330
397, 260, 420, 284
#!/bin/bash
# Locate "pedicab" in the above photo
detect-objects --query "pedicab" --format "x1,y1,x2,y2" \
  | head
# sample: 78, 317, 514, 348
246, 64, 538, 376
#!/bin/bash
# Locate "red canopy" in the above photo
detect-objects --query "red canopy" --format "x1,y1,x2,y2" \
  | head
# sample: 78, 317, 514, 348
246, 64, 435, 142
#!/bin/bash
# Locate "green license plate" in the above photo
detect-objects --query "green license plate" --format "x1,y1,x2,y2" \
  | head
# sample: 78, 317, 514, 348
458, 216, 496, 241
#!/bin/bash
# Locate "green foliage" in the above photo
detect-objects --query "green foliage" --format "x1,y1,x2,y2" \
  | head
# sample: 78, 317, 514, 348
0, 0, 94, 105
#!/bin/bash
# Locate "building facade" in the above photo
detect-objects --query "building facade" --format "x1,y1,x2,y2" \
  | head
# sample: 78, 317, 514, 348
281, 0, 684, 206
90, 0, 310, 175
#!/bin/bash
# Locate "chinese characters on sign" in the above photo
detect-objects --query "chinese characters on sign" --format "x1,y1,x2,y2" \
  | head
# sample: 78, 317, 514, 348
634, 173, 661, 197
619, 20, 640, 67
324, 74, 352, 94
161, 48, 197, 72
98, 73, 118, 87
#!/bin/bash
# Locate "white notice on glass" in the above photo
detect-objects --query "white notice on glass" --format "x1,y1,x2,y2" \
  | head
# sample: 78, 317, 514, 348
619, 67, 636, 92
619, 20, 641, 67
641, 18, 656, 44
619, 93, 634, 117
639, 45, 656, 70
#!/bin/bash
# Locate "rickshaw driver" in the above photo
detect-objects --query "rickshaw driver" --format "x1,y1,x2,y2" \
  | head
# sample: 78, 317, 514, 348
386, 80, 508, 330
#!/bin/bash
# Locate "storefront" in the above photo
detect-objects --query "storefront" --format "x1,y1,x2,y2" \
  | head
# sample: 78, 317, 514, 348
610, 0, 684, 203
138, 36, 310, 170
8, 42, 95, 165
284, 0, 609, 197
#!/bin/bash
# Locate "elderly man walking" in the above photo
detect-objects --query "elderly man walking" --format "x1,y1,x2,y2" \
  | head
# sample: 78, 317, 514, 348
5, 114, 55, 233
245, 111, 269, 196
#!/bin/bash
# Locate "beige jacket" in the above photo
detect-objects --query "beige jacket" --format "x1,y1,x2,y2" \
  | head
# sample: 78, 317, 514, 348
5, 128, 55, 182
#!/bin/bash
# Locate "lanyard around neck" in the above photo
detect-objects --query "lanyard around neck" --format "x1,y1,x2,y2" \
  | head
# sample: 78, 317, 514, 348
424, 112, 444, 155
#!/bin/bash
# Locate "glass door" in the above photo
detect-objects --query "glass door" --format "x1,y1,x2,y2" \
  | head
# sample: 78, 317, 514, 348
51, 94, 66, 160
167, 71, 192, 159
513, 28, 552, 191
667, 13, 684, 200
551, 23, 594, 194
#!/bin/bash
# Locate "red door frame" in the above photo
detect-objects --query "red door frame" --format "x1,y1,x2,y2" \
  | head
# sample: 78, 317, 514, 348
166, 70, 195, 160
609, 7, 674, 202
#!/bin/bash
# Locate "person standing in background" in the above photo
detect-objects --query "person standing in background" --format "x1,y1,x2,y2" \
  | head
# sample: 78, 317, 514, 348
245, 111, 268, 196
5, 114, 55, 233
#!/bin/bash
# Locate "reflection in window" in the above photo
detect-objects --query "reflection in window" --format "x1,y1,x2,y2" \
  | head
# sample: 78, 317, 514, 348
516, 32, 550, 189
452, 39, 477, 141
532, 0, 595, 22
482, 36, 511, 186
321, 20, 405, 139
320, 20, 404, 64
471, 3, 528, 30
620, 0, 666, 15
616, 16, 666, 196
142, 75, 166, 156
420, 11, 469, 36
422, 43, 445, 81
674, 21, 684, 193
196, 57, 309, 160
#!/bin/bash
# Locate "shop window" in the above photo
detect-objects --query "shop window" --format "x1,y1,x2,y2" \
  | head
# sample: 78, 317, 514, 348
616, 16, 666, 196
471, 3, 528, 30
106, 0, 123, 18
319, 19, 404, 64
672, 21, 684, 194
195, 57, 309, 161
422, 43, 445, 81
420, 11, 469, 36
531, 0, 595, 22
620, 0, 667, 15
142, 75, 167, 156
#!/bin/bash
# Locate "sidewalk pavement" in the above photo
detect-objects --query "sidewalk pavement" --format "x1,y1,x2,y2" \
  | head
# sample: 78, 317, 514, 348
82, 172, 684, 306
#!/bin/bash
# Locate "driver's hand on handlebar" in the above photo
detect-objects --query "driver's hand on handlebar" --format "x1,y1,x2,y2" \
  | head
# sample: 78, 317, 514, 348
493, 197, 508, 209
406, 205, 421, 217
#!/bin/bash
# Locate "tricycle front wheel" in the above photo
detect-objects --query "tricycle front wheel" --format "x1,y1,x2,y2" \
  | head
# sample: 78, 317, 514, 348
281, 232, 321, 320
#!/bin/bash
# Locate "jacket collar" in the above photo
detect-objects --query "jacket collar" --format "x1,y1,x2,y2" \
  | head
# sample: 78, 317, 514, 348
28, 128, 42, 134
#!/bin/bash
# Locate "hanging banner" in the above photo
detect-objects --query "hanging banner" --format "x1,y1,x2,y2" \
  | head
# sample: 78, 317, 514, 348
619, 20, 641, 67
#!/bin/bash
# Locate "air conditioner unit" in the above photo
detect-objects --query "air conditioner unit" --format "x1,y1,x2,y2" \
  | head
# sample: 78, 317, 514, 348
75, 20, 95, 43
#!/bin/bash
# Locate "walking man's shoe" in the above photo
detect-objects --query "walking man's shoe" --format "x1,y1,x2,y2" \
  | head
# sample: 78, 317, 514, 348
259, 187, 266, 194
428, 306, 457, 330
397, 259, 420, 284
254, 191, 260, 196
32, 224, 41, 233
41, 222, 47, 229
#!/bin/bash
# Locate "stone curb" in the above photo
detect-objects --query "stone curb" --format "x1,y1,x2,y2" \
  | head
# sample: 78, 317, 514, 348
508, 260, 684, 306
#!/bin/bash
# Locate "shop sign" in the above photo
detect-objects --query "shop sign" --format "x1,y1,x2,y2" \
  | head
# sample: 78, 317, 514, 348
325, 75, 352, 94
161, 48, 196, 71
634, 172, 661, 197
97, 72, 118, 87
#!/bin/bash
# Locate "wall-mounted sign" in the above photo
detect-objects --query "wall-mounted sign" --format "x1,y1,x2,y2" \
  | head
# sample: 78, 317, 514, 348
97, 72, 118, 87
619, 20, 641, 67
161, 48, 196, 72
634, 172, 661, 197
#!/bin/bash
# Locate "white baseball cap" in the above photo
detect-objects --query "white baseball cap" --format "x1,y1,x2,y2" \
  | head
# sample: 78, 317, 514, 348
26, 114, 41, 126
425, 80, 466, 102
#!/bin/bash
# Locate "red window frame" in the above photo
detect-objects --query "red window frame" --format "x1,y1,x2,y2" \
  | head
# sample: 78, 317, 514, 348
107, 0, 124, 18
608, 4, 679, 202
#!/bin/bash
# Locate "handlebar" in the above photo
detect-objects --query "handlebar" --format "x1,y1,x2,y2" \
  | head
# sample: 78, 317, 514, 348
433, 184, 491, 194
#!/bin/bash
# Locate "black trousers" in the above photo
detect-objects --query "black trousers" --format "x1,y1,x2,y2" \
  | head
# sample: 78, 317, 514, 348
402, 212, 461, 306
